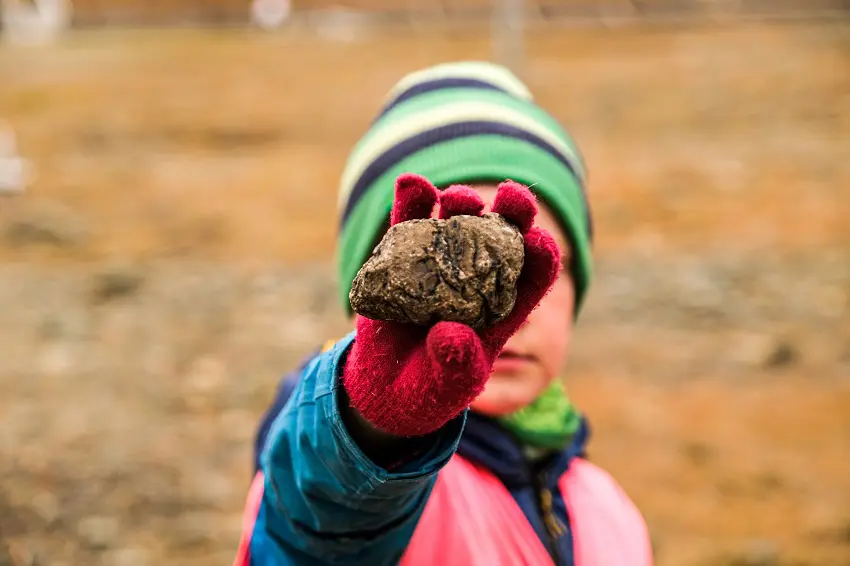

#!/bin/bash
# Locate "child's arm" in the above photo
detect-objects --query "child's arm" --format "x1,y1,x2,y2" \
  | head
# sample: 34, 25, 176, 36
239, 175, 561, 565
242, 335, 464, 566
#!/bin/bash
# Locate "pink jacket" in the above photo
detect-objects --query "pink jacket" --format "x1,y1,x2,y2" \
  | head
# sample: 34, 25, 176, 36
236, 454, 652, 565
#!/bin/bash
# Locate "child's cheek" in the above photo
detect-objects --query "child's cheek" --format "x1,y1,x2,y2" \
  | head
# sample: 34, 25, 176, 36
530, 277, 575, 377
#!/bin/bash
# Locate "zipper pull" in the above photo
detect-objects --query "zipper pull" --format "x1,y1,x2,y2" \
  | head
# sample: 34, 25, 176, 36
539, 488, 567, 538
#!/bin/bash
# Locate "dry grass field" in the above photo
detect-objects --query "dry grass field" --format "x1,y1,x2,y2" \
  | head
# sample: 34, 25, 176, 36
0, 20, 849, 566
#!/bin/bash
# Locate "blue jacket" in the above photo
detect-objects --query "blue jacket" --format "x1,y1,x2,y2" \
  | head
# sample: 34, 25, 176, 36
249, 333, 590, 565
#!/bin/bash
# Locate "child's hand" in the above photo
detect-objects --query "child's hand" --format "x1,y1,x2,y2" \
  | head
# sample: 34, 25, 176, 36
342, 174, 561, 437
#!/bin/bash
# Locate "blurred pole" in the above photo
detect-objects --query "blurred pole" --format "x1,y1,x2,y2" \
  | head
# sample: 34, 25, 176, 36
491, 0, 525, 75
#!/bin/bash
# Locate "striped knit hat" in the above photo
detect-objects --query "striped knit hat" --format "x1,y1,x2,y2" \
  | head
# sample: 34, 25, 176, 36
337, 61, 593, 316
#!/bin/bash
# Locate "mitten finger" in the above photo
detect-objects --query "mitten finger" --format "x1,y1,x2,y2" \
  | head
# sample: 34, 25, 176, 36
426, 321, 489, 405
391, 173, 439, 226
438, 185, 485, 219
481, 226, 561, 353
491, 180, 537, 235
427, 322, 487, 377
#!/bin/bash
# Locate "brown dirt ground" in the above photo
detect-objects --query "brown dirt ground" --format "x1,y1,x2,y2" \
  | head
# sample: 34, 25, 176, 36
0, 20, 849, 566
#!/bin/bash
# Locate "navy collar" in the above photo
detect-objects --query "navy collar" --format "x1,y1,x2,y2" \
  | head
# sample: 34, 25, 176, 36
456, 411, 591, 490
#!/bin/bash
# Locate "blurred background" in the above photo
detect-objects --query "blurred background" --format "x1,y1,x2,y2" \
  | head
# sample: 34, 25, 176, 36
1, 1, 849, 565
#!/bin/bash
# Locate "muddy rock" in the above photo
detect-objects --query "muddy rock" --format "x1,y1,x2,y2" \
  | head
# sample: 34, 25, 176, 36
350, 213, 524, 329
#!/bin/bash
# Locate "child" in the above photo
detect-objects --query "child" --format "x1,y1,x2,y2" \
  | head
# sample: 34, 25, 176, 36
235, 61, 652, 566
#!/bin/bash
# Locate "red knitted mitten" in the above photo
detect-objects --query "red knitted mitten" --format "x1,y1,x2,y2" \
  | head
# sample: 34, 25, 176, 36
342, 173, 561, 436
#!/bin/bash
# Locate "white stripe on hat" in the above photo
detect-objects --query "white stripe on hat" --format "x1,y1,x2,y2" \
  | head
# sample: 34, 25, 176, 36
382, 61, 533, 108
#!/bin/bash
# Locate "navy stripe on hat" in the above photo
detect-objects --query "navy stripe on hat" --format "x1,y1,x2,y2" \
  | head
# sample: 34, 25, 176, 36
377, 78, 513, 120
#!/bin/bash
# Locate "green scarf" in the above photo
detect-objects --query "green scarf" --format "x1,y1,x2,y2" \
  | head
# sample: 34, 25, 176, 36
497, 380, 581, 450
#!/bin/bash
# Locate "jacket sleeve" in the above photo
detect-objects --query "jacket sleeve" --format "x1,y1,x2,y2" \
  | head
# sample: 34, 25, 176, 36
239, 333, 466, 566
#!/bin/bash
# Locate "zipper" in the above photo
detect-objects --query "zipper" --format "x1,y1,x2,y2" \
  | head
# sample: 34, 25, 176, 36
533, 470, 568, 565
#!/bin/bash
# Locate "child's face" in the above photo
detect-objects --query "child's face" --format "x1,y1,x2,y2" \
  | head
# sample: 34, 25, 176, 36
438, 185, 576, 417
